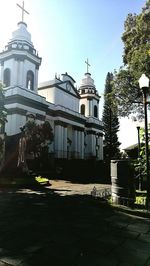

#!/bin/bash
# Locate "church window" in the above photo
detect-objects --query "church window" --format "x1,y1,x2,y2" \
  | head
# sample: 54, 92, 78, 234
81, 104, 85, 115
82, 89, 85, 94
26, 70, 34, 90
3, 68, 11, 87
94, 105, 98, 118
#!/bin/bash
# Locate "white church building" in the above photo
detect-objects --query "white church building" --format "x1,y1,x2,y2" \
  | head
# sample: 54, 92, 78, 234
0, 9, 103, 161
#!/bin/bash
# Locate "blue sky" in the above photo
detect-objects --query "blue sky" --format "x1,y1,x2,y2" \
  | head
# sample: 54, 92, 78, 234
0, 0, 147, 117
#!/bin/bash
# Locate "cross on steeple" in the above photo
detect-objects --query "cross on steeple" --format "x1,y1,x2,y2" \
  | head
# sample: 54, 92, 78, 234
17, 1, 29, 23
85, 58, 91, 73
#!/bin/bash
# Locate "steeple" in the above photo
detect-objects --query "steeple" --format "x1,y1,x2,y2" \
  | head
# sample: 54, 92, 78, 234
80, 72, 95, 88
0, 2, 41, 92
9, 21, 33, 47
78, 61, 100, 118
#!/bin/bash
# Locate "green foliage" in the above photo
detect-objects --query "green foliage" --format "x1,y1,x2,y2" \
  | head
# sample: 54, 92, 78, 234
134, 125, 150, 182
22, 120, 54, 158
113, 0, 150, 117
0, 83, 7, 126
35, 176, 49, 185
0, 137, 4, 162
0, 83, 7, 162
135, 195, 146, 205
102, 72, 121, 160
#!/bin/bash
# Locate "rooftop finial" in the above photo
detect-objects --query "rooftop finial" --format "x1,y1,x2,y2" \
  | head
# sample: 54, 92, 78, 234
17, 1, 29, 23
85, 58, 91, 73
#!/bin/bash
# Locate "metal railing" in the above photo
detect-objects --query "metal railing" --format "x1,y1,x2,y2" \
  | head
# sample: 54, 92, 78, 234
91, 186, 111, 199
91, 186, 147, 210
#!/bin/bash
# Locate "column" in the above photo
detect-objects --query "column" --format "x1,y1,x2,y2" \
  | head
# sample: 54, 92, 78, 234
35, 68, 39, 93
81, 131, 84, 159
54, 124, 62, 158
74, 130, 78, 158
77, 131, 80, 159
63, 127, 67, 158
0, 63, 4, 83
17, 60, 20, 86
20, 61, 24, 87
90, 134, 94, 157
54, 125, 59, 158
89, 100, 93, 116
87, 133, 94, 157
86, 100, 90, 117
60, 125, 63, 158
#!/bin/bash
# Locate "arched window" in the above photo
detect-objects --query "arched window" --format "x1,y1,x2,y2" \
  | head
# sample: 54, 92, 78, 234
94, 105, 98, 118
3, 68, 11, 87
26, 70, 34, 90
81, 104, 85, 115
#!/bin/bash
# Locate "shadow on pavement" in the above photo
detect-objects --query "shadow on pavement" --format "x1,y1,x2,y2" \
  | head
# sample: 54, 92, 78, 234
0, 185, 150, 266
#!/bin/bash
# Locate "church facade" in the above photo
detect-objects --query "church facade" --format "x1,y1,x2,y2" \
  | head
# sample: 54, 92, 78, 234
0, 18, 103, 161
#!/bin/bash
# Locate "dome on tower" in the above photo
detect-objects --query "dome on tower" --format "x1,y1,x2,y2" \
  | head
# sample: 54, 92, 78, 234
80, 73, 95, 88
10, 21, 33, 46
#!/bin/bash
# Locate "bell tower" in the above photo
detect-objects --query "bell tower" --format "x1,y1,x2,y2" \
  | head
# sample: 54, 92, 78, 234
0, 2, 43, 136
0, 1, 41, 93
78, 59, 100, 118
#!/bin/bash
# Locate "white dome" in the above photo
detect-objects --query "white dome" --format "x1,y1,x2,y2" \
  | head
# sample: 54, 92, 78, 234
80, 73, 95, 88
10, 22, 33, 46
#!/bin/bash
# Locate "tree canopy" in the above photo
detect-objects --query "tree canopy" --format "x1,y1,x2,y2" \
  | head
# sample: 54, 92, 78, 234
22, 120, 54, 158
113, 0, 150, 117
102, 72, 121, 160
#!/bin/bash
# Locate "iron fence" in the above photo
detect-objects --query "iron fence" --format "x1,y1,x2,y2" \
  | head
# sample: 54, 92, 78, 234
91, 186, 147, 210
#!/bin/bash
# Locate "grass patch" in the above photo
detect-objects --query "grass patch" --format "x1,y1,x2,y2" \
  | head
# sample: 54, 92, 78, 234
35, 176, 50, 185
135, 190, 147, 205
135, 195, 146, 205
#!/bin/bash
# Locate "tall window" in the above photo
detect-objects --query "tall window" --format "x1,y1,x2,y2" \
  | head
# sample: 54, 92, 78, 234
94, 105, 98, 118
3, 68, 11, 87
81, 104, 85, 115
26, 70, 34, 90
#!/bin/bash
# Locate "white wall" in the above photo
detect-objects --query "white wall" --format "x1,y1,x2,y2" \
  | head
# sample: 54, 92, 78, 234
5, 114, 26, 135
118, 117, 144, 150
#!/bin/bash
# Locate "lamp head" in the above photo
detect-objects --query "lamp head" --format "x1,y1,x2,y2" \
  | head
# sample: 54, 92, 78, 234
138, 74, 149, 89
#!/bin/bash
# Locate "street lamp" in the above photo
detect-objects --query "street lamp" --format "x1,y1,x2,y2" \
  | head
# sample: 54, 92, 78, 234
136, 122, 142, 190
138, 73, 150, 208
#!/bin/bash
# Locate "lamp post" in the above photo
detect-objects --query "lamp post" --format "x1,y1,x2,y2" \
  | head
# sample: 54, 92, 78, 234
136, 123, 142, 190
136, 125, 141, 157
138, 74, 150, 208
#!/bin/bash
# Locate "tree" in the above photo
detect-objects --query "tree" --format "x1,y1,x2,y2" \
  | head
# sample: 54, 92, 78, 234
134, 125, 150, 190
0, 83, 7, 127
113, 0, 150, 117
17, 120, 54, 173
102, 72, 121, 160
0, 83, 7, 167
24, 120, 54, 159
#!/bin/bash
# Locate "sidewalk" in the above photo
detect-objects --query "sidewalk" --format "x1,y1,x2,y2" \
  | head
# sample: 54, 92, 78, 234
0, 180, 150, 266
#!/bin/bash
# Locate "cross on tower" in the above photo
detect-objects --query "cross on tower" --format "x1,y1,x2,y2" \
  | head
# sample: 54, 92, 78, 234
17, 1, 29, 23
85, 58, 91, 73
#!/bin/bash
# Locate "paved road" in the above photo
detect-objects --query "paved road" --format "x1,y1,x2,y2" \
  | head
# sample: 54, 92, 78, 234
0, 180, 150, 266
49, 180, 110, 196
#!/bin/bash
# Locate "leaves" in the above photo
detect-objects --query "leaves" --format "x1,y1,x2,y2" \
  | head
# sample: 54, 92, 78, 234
114, 0, 150, 117
0, 83, 7, 126
134, 125, 150, 180
23, 121, 54, 157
